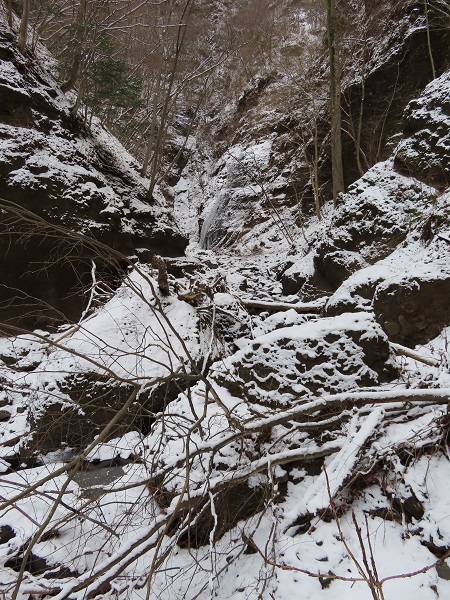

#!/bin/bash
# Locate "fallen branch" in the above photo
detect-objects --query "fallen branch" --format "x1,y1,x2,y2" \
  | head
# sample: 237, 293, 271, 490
151, 387, 450, 484
391, 343, 440, 367
437, 233, 450, 244
237, 387, 450, 432
103, 387, 450, 499
241, 298, 326, 314
287, 409, 384, 519
201, 441, 343, 493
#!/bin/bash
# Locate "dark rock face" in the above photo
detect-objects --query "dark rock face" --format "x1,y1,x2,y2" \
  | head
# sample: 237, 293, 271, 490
373, 274, 450, 346
0, 233, 116, 331
5, 551, 78, 579
324, 207, 450, 345
341, 21, 450, 187
0, 524, 15, 544
281, 269, 306, 296
280, 259, 335, 301
174, 481, 269, 549
27, 374, 140, 452
314, 250, 367, 289
395, 71, 450, 188
27, 372, 180, 453
0, 23, 187, 330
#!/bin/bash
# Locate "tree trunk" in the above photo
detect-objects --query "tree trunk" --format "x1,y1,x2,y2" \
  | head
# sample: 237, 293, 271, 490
326, 0, 344, 206
18, 0, 30, 54
146, 0, 193, 201
424, 0, 436, 80
61, 0, 87, 93
153, 255, 170, 296
7, 0, 12, 28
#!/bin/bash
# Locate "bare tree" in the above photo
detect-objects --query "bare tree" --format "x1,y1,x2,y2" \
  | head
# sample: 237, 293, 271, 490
326, 0, 344, 206
60, 0, 87, 93
18, 0, 30, 53
141, 0, 194, 199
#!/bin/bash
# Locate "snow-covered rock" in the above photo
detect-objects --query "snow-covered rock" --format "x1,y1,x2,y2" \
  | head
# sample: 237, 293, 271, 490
395, 70, 450, 187
0, 19, 186, 329
210, 312, 397, 409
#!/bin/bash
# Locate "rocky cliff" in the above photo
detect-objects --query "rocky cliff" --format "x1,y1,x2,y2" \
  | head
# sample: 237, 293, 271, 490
0, 21, 186, 330
0, 4, 450, 600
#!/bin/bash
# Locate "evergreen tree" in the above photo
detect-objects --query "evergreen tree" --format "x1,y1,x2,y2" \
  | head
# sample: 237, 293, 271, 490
85, 36, 144, 127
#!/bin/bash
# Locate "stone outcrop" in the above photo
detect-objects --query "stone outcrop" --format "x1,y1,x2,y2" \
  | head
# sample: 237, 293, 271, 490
287, 160, 437, 299
373, 272, 450, 346
210, 312, 397, 409
395, 71, 450, 188
0, 23, 186, 330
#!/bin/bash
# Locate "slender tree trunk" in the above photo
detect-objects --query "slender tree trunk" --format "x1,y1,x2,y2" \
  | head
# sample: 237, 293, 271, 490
355, 78, 365, 176
313, 120, 321, 219
326, 0, 344, 206
61, 0, 87, 93
71, 75, 85, 117
7, 0, 12, 28
146, 0, 193, 201
305, 96, 322, 221
424, 0, 436, 80
18, 0, 30, 54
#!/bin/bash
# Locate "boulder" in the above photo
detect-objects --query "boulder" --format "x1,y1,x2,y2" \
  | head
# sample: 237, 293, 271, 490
26, 368, 189, 454
0, 524, 15, 544
395, 71, 450, 188
27, 374, 146, 453
210, 312, 397, 409
281, 269, 307, 296
314, 250, 367, 289
374, 274, 450, 346
279, 254, 334, 300
324, 265, 392, 317
279, 258, 308, 295
173, 481, 270, 549
311, 161, 436, 291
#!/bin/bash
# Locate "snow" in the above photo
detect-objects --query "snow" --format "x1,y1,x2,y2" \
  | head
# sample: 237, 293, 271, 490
0, 266, 202, 466
0, 59, 28, 92
1, 10, 450, 600
1, 199, 449, 599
